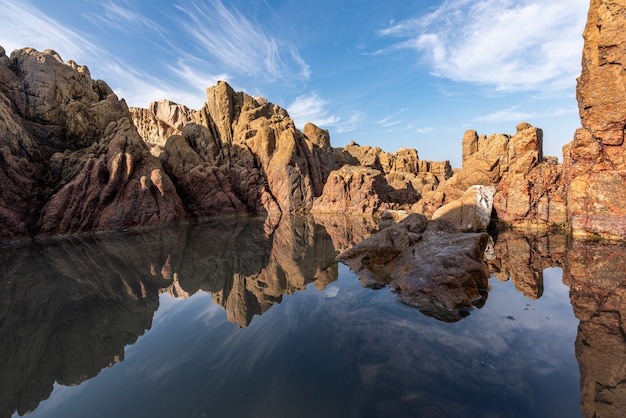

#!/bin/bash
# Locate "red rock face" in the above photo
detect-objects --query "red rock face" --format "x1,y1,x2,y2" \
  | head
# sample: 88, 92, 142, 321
0, 47, 186, 241
563, 0, 626, 240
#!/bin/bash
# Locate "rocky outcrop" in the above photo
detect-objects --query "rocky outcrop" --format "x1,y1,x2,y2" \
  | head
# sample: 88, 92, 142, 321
416, 122, 567, 229
311, 142, 451, 215
432, 185, 495, 232
130, 100, 194, 156
337, 214, 490, 322
0, 46, 186, 241
562, 0, 626, 240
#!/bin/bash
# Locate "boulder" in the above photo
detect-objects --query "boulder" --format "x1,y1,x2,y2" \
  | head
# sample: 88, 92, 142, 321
431, 185, 495, 232
337, 214, 490, 322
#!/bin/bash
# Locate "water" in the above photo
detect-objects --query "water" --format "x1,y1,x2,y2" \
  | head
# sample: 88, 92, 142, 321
1, 215, 625, 418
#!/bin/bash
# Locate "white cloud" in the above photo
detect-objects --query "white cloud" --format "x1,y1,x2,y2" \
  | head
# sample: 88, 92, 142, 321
376, 109, 407, 127
335, 111, 365, 134
85, 0, 164, 35
0, 0, 209, 108
287, 92, 340, 128
0, 0, 99, 60
415, 127, 434, 134
378, 0, 587, 93
474, 107, 535, 123
176, 0, 310, 82
474, 105, 579, 124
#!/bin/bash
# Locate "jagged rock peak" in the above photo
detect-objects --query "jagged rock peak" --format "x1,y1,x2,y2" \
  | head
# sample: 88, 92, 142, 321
0, 46, 185, 241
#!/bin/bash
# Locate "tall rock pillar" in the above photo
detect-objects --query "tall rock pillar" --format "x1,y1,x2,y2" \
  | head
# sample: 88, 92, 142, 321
563, 0, 626, 239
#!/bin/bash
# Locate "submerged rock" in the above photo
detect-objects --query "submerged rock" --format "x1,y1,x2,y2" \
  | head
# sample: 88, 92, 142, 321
337, 214, 490, 322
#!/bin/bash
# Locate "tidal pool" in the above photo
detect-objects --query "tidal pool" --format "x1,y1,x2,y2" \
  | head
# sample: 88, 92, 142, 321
1, 215, 625, 417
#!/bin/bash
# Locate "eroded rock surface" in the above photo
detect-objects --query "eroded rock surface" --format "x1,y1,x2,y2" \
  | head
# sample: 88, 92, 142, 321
562, 0, 626, 240
0, 46, 185, 241
337, 214, 490, 322
417, 123, 566, 229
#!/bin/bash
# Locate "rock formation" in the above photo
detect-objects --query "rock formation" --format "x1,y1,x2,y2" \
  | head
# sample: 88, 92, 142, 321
416, 123, 567, 229
130, 100, 194, 156
337, 214, 490, 322
562, 0, 626, 240
312, 142, 451, 215
431, 184, 495, 232
0, 46, 185, 241
565, 239, 626, 417
3, 0, 626, 245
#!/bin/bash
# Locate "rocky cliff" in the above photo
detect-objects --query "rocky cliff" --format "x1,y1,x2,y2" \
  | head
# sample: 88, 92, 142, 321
0, 47, 185, 241
562, 0, 626, 240
2, 0, 626, 245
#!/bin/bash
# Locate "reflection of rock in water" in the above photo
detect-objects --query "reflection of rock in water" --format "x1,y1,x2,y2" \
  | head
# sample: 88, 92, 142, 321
338, 215, 491, 322
0, 215, 341, 417
0, 231, 169, 418
161, 215, 340, 327
488, 231, 566, 299
566, 240, 626, 418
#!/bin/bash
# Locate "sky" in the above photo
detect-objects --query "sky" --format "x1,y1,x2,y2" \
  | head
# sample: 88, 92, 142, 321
0, 0, 588, 167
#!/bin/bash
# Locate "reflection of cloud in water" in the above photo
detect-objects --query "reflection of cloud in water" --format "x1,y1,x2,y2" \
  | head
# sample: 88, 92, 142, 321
322, 284, 340, 298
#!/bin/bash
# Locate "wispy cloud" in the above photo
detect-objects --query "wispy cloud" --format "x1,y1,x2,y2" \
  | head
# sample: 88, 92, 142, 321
287, 92, 340, 128
376, 109, 407, 127
474, 105, 578, 124
415, 127, 434, 134
0, 0, 208, 108
0, 0, 99, 60
176, 0, 310, 82
85, 0, 164, 35
335, 111, 365, 134
377, 0, 587, 93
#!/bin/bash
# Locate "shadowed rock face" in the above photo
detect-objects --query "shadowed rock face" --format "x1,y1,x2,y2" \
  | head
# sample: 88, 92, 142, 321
0, 47, 186, 241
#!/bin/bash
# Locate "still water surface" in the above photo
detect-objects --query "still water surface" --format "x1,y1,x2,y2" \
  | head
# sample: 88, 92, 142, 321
1, 215, 624, 417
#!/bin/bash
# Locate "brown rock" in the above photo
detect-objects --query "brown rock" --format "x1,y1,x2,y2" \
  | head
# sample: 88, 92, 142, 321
566, 240, 626, 417
0, 47, 186, 240
311, 165, 396, 215
337, 214, 490, 322
419, 123, 566, 229
561, 0, 626, 240
130, 100, 195, 156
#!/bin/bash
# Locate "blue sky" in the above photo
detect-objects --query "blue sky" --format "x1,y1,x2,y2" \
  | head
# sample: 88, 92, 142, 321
0, 0, 587, 167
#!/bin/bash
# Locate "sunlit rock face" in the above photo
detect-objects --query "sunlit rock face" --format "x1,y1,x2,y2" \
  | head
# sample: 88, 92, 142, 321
565, 240, 626, 418
130, 100, 195, 157
432, 185, 495, 232
312, 142, 451, 215
562, 0, 626, 240
417, 123, 567, 229
0, 46, 186, 241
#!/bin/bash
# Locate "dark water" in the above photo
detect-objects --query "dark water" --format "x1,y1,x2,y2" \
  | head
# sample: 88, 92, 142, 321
1, 215, 625, 418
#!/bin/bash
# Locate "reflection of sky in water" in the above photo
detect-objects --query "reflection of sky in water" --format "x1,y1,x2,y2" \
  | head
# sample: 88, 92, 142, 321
21, 265, 581, 418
